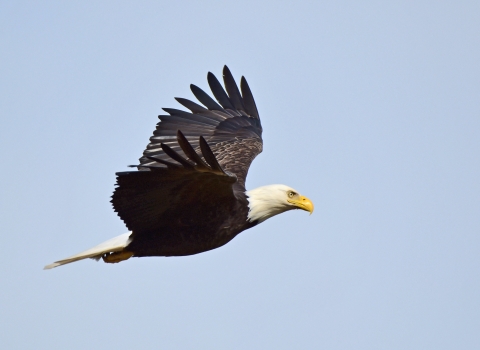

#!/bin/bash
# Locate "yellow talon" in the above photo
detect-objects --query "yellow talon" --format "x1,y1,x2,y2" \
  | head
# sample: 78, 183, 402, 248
102, 251, 134, 264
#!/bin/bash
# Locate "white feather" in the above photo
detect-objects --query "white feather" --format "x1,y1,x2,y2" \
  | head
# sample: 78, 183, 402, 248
44, 232, 132, 270
246, 184, 296, 223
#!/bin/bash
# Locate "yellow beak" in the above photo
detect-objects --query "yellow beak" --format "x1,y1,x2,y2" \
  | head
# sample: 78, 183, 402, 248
288, 196, 314, 215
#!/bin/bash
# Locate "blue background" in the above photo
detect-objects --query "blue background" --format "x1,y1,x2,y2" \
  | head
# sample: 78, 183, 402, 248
1, 1, 479, 349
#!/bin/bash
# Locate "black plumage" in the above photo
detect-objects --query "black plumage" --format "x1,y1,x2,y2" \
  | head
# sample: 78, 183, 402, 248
44, 65, 314, 270
111, 66, 263, 257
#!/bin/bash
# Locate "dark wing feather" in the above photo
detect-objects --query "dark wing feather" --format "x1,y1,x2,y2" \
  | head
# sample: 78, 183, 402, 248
138, 66, 263, 188
113, 161, 236, 235
207, 72, 236, 111
176, 131, 210, 169
175, 98, 210, 114
190, 84, 224, 111
113, 133, 236, 234
223, 66, 245, 112
240, 76, 259, 119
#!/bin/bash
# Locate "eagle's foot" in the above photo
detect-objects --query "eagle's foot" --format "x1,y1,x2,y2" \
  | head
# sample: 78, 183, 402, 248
102, 251, 134, 264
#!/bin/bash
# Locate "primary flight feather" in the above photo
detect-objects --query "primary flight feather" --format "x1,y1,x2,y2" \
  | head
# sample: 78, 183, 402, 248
45, 66, 314, 269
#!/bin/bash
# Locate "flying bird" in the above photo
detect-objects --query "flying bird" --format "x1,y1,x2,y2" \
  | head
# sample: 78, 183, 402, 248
45, 66, 314, 269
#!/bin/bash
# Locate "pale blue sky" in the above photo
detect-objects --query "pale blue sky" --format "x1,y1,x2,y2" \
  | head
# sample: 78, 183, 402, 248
1, 1, 479, 349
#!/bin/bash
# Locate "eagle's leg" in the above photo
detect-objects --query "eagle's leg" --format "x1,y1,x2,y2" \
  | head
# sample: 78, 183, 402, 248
102, 251, 134, 264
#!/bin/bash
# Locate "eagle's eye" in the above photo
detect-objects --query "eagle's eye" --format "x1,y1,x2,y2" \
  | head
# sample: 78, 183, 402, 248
288, 191, 296, 198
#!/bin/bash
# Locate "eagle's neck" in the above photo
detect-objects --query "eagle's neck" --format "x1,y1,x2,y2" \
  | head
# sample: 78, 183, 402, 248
245, 185, 291, 223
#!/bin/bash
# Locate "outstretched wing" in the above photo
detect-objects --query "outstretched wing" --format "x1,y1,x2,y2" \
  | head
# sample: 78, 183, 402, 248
112, 131, 237, 234
139, 65, 263, 188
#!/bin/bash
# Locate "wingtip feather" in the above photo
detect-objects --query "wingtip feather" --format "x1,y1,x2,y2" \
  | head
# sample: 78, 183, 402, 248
240, 76, 259, 119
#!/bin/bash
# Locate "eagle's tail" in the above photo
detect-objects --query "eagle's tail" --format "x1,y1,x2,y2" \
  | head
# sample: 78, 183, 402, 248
44, 232, 133, 269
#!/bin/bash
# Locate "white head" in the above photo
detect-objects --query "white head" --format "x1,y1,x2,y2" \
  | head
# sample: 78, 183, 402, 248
246, 184, 314, 223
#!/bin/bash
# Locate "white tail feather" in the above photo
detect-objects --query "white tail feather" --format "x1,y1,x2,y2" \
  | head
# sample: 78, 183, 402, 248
44, 232, 132, 269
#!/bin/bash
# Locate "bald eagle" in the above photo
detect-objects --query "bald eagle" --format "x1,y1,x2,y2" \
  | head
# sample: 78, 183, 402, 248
44, 66, 313, 269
